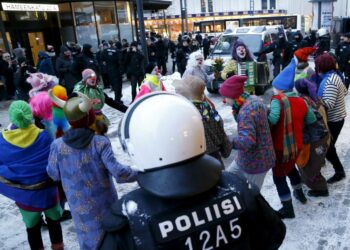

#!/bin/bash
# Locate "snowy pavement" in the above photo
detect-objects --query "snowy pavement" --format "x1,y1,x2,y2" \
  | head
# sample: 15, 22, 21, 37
0, 83, 350, 249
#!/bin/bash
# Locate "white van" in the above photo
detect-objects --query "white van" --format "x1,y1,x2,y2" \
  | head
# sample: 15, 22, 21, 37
206, 25, 286, 94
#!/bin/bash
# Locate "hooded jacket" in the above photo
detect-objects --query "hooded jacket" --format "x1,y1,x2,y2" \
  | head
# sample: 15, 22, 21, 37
37, 51, 55, 76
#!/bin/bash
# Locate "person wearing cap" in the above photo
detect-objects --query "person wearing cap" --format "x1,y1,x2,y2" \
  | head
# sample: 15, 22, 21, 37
294, 78, 330, 197
183, 51, 214, 86
335, 32, 350, 89
176, 36, 192, 76
98, 92, 286, 250
0, 100, 64, 250
47, 92, 137, 250
268, 58, 316, 219
134, 62, 166, 101
219, 75, 275, 190
315, 53, 348, 184
294, 47, 316, 81
173, 75, 231, 166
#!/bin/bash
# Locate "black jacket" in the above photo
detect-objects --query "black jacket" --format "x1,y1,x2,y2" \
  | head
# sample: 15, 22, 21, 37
125, 49, 145, 77
99, 172, 286, 250
73, 44, 100, 77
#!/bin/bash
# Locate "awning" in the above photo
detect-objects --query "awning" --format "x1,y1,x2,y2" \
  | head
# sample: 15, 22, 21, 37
139, 0, 172, 10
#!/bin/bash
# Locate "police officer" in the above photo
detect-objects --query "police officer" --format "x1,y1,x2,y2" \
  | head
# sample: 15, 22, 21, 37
176, 35, 192, 76
98, 93, 286, 250
315, 28, 331, 57
102, 42, 123, 103
336, 33, 350, 89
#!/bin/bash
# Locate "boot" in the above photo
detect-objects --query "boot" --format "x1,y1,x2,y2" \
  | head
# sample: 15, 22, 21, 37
60, 210, 72, 222
26, 221, 44, 250
308, 189, 329, 197
327, 172, 346, 184
277, 200, 295, 219
46, 217, 63, 249
293, 188, 307, 204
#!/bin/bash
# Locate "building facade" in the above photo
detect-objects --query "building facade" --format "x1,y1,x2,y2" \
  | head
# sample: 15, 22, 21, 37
0, 0, 170, 64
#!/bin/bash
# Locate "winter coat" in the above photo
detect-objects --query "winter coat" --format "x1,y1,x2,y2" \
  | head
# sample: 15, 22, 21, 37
134, 74, 165, 101
47, 129, 137, 250
37, 51, 55, 76
14, 65, 35, 101
73, 44, 100, 78
56, 45, 80, 94
183, 65, 214, 85
176, 46, 192, 74
232, 95, 275, 174
125, 49, 145, 77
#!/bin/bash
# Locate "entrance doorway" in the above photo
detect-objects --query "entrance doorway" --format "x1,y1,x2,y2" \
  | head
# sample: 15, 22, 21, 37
27, 32, 45, 66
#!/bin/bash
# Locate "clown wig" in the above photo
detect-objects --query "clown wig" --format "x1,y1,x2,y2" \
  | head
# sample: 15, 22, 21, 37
187, 51, 204, 68
29, 91, 53, 121
231, 41, 254, 62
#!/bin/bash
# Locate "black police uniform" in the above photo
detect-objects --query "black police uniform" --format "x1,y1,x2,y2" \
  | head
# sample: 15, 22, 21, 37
102, 46, 123, 102
99, 172, 286, 250
336, 41, 350, 89
176, 46, 192, 76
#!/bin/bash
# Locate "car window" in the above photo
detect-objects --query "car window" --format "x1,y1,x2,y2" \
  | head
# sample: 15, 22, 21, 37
212, 34, 262, 55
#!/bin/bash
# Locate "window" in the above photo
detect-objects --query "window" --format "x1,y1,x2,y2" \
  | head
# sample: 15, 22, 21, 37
208, 0, 213, 13
201, 0, 206, 13
94, 1, 119, 43
72, 2, 98, 49
117, 1, 133, 43
270, 0, 276, 9
261, 0, 267, 10
58, 3, 76, 44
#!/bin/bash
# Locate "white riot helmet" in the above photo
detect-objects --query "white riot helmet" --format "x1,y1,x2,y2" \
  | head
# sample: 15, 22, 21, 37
119, 92, 206, 172
317, 28, 329, 38
119, 92, 222, 198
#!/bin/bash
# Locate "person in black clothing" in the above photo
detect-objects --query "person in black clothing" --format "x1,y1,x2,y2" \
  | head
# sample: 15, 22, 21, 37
97, 42, 110, 89
147, 38, 157, 64
168, 40, 177, 73
0, 52, 16, 99
336, 33, 350, 89
102, 43, 123, 103
47, 45, 57, 76
125, 41, 145, 101
14, 57, 36, 101
176, 36, 192, 76
73, 43, 100, 79
155, 35, 167, 75
56, 45, 80, 95
98, 93, 286, 250
202, 34, 211, 60
315, 28, 331, 57
195, 32, 203, 48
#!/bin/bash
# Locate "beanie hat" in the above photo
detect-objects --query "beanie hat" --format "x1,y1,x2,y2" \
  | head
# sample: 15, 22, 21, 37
294, 78, 318, 102
219, 75, 247, 99
82, 69, 96, 82
173, 75, 206, 101
9, 101, 33, 128
294, 47, 317, 62
145, 62, 157, 74
272, 58, 297, 91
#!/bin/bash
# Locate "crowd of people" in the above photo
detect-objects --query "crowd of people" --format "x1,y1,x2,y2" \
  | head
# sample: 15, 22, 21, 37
0, 27, 349, 250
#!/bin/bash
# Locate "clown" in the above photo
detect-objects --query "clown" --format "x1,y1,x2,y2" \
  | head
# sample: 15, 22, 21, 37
73, 68, 108, 134
49, 85, 70, 138
134, 62, 166, 101
183, 51, 214, 86
294, 47, 317, 81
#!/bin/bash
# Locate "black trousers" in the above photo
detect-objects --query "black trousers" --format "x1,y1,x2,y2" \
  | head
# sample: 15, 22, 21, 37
131, 75, 144, 101
110, 73, 123, 102
157, 58, 167, 75
326, 120, 345, 173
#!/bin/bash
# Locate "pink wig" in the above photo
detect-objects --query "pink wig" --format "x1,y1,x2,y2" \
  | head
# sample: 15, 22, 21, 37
29, 91, 53, 120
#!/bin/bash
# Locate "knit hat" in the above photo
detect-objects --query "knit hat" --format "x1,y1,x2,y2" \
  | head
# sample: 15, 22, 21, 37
272, 58, 297, 91
145, 62, 157, 74
294, 78, 318, 102
172, 75, 206, 101
9, 101, 33, 128
219, 75, 247, 99
294, 47, 317, 62
82, 69, 96, 82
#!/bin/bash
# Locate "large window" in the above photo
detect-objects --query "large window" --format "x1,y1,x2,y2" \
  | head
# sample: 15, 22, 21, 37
201, 0, 206, 13
270, 0, 276, 9
58, 3, 75, 44
208, 0, 213, 13
72, 2, 98, 49
95, 1, 119, 43
117, 1, 133, 43
261, 0, 268, 10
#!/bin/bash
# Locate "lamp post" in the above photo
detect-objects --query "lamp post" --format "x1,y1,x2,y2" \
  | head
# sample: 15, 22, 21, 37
136, 0, 149, 64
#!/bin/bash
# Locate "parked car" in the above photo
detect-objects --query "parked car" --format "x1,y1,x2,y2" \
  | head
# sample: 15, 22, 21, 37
205, 25, 286, 94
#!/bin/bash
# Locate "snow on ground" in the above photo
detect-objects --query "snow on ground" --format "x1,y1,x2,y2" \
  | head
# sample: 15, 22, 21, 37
0, 84, 350, 249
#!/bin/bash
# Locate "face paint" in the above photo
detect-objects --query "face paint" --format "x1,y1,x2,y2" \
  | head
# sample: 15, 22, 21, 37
236, 46, 246, 59
86, 74, 97, 87
196, 57, 204, 66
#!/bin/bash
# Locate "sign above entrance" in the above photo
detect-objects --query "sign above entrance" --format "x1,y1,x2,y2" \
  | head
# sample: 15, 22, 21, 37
1, 2, 59, 12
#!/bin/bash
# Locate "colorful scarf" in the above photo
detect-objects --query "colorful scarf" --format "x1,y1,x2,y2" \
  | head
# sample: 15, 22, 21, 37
231, 92, 250, 119
192, 100, 221, 122
279, 93, 298, 162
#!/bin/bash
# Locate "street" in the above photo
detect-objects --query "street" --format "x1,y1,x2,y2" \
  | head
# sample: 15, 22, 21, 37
0, 82, 350, 249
